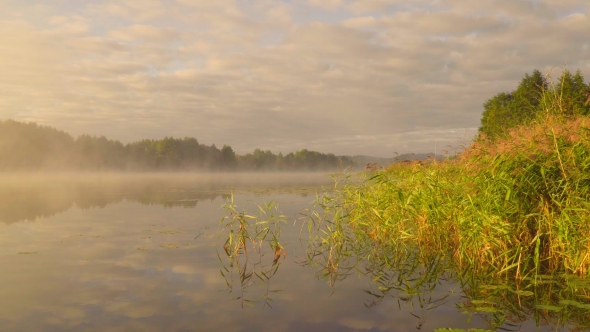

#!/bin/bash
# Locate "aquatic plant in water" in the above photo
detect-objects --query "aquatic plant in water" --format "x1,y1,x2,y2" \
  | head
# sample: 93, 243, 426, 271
304, 177, 590, 330
217, 194, 287, 308
301, 109, 590, 330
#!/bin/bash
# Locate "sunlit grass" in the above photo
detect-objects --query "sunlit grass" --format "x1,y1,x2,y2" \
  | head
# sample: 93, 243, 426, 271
211, 85, 590, 329
313, 113, 590, 280
302, 110, 590, 330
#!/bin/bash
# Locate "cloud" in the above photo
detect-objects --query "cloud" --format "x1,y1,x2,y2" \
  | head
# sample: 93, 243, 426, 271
88, 0, 167, 21
346, 0, 436, 13
109, 24, 180, 43
307, 0, 343, 11
0, 0, 589, 156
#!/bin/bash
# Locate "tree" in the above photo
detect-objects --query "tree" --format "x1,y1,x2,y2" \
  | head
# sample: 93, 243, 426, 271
547, 70, 590, 116
155, 137, 181, 167
221, 145, 237, 170
479, 69, 588, 139
480, 92, 515, 138
512, 70, 548, 121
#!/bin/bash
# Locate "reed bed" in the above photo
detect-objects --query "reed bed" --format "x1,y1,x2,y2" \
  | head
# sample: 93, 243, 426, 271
310, 114, 590, 280
302, 113, 590, 330
216, 105, 590, 328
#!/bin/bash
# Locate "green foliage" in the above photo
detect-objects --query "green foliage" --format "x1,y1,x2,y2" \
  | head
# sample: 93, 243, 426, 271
480, 69, 589, 139
480, 70, 548, 138
542, 69, 590, 117
480, 92, 516, 138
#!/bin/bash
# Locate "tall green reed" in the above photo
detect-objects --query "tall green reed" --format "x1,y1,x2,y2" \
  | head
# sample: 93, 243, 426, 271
301, 97, 590, 329
310, 114, 590, 281
305, 174, 590, 330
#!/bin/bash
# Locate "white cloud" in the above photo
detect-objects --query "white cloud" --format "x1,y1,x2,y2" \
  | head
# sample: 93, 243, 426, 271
346, 0, 437, 13
0, 0, 589, 156
307, 0, 343, 11
46, 15, 89, 35
89, 0, 166, 21
109, 24, 179, 43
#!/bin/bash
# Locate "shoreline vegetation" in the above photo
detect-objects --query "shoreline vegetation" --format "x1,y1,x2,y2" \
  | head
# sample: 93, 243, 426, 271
208, 69, 590, 330
301, 69, 590, 330
322, 113, 590, 276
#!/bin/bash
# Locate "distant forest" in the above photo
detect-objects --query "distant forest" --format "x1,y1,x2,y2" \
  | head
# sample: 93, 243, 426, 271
0, 120, 360, 171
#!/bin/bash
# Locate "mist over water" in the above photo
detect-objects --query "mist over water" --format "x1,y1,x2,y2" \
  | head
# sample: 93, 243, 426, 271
0, 172, 331, 224
0, 172, 332, 188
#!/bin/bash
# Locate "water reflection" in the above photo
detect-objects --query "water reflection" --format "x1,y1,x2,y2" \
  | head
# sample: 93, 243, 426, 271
0, 173, 328, 224
304, 205, 590, 332
1, 173, 582, 331
0, 177, 337, 332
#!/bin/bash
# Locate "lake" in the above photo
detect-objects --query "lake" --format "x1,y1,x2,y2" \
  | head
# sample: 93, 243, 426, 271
0, 173, 573, 331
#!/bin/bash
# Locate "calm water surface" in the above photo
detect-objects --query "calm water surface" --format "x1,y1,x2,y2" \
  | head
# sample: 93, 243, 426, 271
0, 173, 568, 331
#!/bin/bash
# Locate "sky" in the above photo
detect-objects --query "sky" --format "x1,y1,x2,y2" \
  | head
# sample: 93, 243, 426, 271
0, 0, 589, 157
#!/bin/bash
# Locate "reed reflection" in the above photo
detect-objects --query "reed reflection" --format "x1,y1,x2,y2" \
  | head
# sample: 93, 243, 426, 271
302, 187, 590, 332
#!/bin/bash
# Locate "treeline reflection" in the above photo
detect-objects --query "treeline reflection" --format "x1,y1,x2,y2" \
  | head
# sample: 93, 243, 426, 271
0, 173, 327, 224
0, 183, 225, 224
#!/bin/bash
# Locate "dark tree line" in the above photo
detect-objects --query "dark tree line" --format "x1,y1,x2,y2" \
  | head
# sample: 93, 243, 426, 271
479, 69, 590, 139
0, 120, 354, 171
